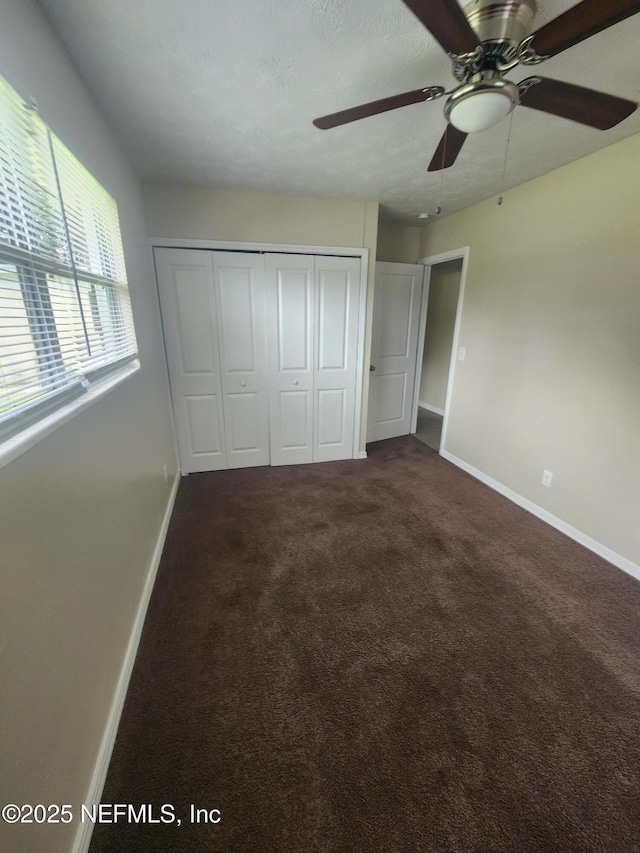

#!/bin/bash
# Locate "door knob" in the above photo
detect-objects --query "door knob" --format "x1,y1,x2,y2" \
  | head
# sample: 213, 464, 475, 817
240, 381, 247, 387
370, 364, 376, 372
293, 380, 299, 385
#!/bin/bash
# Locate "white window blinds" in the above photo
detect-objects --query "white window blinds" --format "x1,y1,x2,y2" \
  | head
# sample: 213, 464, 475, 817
0, 75, 137, 442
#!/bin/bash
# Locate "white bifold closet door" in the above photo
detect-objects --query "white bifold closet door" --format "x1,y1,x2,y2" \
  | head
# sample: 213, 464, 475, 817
155, 248, 269, 473
265, 253, 361, 466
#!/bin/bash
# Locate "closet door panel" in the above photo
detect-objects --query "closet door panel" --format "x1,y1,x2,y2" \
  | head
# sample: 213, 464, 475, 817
225, 391, 261, 450
314, 256, 361, 462
317, 388, 345, 446
154, 248, 227, 473
213, 253, 270, 468
318, 275, 348, 370
266, 254, 314, 465
279, 390, 312, 448
173, 273, 214, 373
278, 275, 311, 370
186, 395, 224, 455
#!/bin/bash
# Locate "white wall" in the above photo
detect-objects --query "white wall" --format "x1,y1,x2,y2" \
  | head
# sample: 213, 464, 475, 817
143, 183, 379, 451
0, 3, 177, 852
420, 133, 640, 572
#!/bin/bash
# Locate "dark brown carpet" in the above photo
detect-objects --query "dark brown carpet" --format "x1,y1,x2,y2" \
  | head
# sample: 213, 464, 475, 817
90, 436, 640, 853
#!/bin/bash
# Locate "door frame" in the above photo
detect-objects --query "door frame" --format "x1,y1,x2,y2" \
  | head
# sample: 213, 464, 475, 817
411, 247, 469, 455
150, 237, 369, 466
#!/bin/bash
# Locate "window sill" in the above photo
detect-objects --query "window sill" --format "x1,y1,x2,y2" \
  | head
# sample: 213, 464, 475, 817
0, 360, 141, 470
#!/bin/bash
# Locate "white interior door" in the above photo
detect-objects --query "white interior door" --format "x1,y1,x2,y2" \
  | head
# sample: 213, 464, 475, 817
367, 262, 424, 443
314, 255, 361, 463
212, 252, 270, 469
266, 254, 314, 466
155, 248, 227, 473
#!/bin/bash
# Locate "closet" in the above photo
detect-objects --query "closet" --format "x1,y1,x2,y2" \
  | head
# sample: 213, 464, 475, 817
154, 248, 362, 473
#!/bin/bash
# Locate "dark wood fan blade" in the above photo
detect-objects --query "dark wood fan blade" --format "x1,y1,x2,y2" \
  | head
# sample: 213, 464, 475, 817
531, 0, 640, 57
519, 77, 638, 130
313, 88, 436, 129
427, 125, 468, 171
402, 0, 480, 55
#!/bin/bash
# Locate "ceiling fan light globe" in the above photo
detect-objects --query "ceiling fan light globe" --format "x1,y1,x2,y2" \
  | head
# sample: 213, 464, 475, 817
449, 90, 515, 133
444, 76, 520, 134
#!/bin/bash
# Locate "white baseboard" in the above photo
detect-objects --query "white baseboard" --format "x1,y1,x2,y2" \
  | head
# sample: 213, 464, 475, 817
72, 473, 181, 853
440, 450, 640, 583
419, 401, 445, 417
357, 450, 368, 459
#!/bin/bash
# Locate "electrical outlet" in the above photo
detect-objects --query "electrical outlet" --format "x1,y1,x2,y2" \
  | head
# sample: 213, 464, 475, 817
162, 464, 168, 484
541, 470, 553, 488
458, 346, 466, 361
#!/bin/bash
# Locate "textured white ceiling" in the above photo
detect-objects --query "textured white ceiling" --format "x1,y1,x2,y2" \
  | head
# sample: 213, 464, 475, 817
36, 0, 640, 223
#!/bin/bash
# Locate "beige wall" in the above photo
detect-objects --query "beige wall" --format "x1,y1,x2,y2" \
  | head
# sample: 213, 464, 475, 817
419, 271, 460, 411
419, 133, 640, 569
143, 183, 379, 451
376, 223, 421, 263
144, 183, 378, 249
0, 3, 177, 852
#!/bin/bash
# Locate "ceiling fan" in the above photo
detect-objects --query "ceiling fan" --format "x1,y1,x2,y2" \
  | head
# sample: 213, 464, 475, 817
313, 0, 640, 171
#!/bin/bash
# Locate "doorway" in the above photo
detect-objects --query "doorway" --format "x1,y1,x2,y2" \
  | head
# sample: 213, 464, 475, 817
411, 250, 467, 453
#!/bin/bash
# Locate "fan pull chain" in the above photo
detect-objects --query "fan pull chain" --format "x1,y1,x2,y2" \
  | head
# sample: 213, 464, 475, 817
498, 111, 515, 206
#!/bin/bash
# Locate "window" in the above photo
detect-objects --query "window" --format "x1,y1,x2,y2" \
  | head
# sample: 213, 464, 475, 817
0, 75, 137, 443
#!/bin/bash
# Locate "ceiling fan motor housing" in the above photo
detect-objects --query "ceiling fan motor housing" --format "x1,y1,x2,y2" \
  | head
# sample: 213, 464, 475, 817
464, 0, 537, 48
